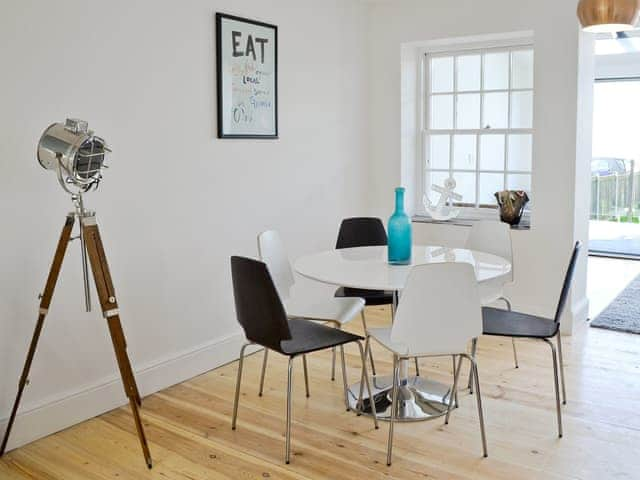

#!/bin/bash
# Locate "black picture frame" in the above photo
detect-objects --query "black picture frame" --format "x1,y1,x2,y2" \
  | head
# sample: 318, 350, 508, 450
216, 13, 278, 139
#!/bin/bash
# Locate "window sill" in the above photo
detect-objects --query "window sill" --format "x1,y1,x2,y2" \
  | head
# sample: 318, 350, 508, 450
412, 215, 531, 230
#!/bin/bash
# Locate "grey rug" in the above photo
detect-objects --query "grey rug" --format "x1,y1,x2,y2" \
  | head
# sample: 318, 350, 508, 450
591, 274, 640, 334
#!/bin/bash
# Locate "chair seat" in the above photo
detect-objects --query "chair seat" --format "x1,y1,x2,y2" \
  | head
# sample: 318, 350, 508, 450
369, 326, 468, 357
284, 294, 364, 325
280, 319, 363, 356
335, 286, 394, 306
482, 307, 559, 339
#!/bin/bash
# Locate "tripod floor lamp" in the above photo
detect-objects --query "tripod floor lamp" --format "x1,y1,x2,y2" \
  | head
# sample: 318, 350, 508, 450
0, 119, 152, 468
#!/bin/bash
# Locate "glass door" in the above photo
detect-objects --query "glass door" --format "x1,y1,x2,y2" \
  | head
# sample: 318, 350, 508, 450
590, 79, 640, 257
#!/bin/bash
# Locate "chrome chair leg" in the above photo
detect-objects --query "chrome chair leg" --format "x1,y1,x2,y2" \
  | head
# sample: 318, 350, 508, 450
232, 343, 250, 430
331, 347, 336, 381
360, 311, 377, 376
500, 297, 519, 369
463, 354, 488, 457
357, 336, 372, 413
285, 357, 294, 464
302, 355, 310, 398
258, 348, 269, 397
387, 355, 400, 466
451, 355, 459, 407
355, 340, 379, 430
468, 337, 478, 393
445, 355, 463, 425
543, 338, 563, 438
339, 345, 350, 411
556, 332, 567, 405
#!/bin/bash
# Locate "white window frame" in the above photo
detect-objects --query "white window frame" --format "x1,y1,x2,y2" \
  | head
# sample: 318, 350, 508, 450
417, 37, 534, 220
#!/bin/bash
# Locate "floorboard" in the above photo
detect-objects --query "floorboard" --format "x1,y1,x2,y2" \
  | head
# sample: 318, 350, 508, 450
2, 296, 639, 479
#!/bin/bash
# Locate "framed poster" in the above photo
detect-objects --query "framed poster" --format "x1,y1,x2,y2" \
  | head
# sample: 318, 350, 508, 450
216, 13, 278, 139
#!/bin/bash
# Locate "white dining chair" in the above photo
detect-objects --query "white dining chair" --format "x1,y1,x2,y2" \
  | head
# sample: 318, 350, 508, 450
257, 230, 375, 409
465, 220, 518, 376
364, 262, 487, 465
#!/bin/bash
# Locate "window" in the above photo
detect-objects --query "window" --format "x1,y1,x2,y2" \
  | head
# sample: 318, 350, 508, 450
421, 45, 534, 216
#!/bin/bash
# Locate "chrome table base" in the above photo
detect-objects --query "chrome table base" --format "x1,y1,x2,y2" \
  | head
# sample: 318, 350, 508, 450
348, 374, 454, 422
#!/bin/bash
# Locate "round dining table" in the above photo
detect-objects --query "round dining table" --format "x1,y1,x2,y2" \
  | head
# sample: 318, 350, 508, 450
294, 244, 512, 422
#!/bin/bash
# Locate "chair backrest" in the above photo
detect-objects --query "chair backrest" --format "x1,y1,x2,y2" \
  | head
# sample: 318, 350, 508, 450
553, 241, 582, 324
257, 230, 295, 300
391, 263, 482, 356
335, 217, 387, 249
465, 220, 513, 282
230, 256, 292, 352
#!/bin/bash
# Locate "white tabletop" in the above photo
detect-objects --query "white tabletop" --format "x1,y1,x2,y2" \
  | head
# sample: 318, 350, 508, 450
294, 245, 511, 291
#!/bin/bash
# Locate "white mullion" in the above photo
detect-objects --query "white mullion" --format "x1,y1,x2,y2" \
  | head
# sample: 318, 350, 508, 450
422, 54, 429, 213
425, 128, 533, 135
425, 54, 431, 129
475, 52, 485, 208
505, 47, 513, 190
430, 87, 531, 97
450, 54, 458, 180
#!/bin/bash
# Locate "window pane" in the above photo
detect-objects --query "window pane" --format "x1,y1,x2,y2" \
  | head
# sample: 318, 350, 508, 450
456, 55, 481, 91
510, 91, 533, 128
507, 173, 532, 193
507, 134, 533, 171
483, 92, 509, 129
479, 173, 504, 206
456, 94, 481, 129
453, 134, 477, 169
512, 50, 534, 89
451, 171, 476, 205
426, 171, 449, 204
479, 134, 505, 170
430, 95, 454, 129
431, 56, 454, 93
483, 52, 509, 90
429, 135, 450, 169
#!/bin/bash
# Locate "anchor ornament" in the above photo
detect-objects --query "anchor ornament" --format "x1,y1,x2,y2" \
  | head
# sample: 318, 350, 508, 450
423, 177, 462, 221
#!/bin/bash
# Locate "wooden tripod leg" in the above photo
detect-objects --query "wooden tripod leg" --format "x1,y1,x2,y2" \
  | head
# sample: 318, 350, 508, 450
82, 215, 152, 469
1, 215, 75, 456
110, 318, 142, 406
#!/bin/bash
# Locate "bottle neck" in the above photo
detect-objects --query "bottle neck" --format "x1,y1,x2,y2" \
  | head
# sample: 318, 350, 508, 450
395, 189, 405, 214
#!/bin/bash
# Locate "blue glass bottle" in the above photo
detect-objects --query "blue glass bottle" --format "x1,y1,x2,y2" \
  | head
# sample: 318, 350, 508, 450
388, 187, 412, 265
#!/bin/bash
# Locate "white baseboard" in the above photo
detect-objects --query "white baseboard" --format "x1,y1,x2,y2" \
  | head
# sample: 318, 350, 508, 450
568, 296, 590, 334
0, 331, 260, 452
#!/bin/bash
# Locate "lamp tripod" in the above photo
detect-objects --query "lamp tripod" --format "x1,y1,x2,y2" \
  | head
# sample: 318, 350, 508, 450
0, 201, 152, 469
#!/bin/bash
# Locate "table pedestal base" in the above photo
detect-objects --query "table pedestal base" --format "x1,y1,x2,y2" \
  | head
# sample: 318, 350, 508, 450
348, 374, 455, 422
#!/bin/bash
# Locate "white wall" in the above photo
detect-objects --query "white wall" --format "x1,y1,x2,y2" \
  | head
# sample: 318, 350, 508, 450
367, 0, 593, 331
0, 0, 369, 450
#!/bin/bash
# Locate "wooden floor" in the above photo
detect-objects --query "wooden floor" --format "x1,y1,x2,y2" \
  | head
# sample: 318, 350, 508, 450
2, 301, 640, 479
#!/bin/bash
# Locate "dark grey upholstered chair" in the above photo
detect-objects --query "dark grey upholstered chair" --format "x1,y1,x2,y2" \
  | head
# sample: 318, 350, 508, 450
230, 256, 378, 464
478, 241, 581, 438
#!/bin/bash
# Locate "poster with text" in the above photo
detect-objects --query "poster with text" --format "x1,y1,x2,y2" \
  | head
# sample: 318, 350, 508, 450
216, 13, 278, 138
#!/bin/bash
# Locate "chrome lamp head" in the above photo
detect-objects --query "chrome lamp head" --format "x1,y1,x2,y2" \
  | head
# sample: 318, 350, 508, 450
37, 118, 110, 194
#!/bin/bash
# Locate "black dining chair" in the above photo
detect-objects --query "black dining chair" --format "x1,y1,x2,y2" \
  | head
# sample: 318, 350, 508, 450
230, 256, 378, 464
334, 217, 393, 307
334, 217, 421, 376
479, 241, 581, 438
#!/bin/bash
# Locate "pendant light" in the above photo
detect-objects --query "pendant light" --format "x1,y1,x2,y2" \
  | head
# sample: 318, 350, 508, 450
577, 0, 640, 33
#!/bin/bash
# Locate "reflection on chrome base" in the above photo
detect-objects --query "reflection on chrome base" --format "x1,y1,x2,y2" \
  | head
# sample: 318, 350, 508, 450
348, 375, 454, 422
